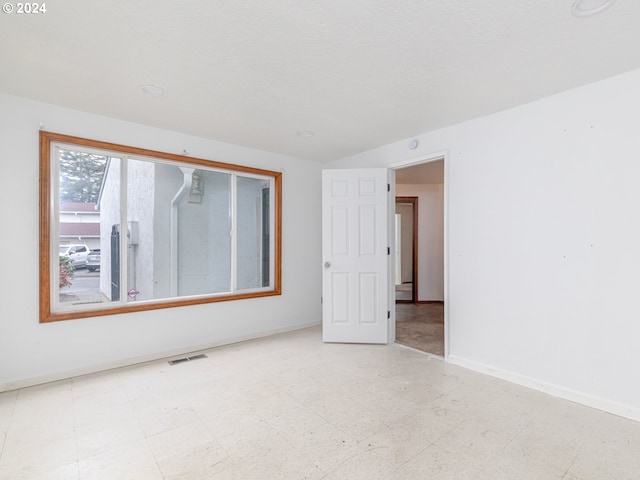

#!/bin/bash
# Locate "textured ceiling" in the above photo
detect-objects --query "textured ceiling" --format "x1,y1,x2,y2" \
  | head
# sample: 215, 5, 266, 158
1, 1, 639, 162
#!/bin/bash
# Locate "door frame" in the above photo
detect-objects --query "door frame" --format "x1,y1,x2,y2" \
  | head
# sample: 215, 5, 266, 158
390, 151, 449, 359
395, 196, 418, 304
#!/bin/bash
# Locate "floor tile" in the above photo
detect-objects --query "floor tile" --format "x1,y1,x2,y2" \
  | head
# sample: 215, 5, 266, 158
0, 326, 637, 480
290, 422, 362, 473
324, 448, 398, 480
262, 404, 328, 440
0, 390, 17, 436
77, 439, 161, 480
154, 439, 233, 480
393, 444, 481, 480
0, 460, 79, 480
75, 420, 146, 460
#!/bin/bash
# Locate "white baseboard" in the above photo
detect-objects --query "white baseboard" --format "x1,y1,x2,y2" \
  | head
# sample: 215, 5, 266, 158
448, 354, 640, 422
3, 321, 321, 392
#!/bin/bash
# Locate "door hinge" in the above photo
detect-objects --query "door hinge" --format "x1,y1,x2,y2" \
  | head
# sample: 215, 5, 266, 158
320, 296, 323, 304
387, 310, 391, 319
387, 183, 390, 192
387, 247, 390, 255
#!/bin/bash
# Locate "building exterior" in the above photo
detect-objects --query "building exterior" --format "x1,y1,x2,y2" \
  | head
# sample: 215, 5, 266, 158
59, 202, 100, 251
98, 159, 269, 302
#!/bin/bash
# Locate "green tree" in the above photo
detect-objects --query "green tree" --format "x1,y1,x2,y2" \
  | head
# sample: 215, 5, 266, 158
59, 149, 107, 203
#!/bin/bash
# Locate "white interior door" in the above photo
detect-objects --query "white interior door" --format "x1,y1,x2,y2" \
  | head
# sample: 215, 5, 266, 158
322, 168, 391, 344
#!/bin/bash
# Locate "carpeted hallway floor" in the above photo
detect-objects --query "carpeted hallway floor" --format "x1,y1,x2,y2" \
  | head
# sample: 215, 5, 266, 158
395, 302, 444, 356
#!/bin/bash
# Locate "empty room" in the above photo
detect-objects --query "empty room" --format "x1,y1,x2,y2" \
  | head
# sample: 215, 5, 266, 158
1, 1, 639, 479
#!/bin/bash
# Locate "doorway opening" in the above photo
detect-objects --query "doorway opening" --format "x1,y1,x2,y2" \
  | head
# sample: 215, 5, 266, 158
393, 158, 445, 356
395, 197, 418, 303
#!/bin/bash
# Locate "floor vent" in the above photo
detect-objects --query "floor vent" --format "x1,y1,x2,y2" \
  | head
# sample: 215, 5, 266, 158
168, 354, 208, 366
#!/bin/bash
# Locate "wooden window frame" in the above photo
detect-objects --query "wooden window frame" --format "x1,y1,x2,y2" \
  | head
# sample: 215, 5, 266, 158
40, 131, 282, 323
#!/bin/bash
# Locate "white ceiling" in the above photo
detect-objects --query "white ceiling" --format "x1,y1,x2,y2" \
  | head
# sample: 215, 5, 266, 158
2, 1, 639, 163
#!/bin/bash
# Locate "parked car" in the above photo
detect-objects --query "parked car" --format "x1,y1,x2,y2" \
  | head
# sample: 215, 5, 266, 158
86, 249, 101, 272
59, 244, 89, 267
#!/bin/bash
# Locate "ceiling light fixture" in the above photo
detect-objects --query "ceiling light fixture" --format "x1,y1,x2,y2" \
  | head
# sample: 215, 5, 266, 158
571, 0, 615, 17
139, 84, 168, 97
296, 129, 314, 138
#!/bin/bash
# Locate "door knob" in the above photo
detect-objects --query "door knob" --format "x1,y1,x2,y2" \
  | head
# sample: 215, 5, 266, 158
324, 261, 331, 268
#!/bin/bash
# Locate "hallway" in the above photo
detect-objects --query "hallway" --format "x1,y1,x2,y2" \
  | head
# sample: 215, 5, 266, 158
395, 302, 444, 356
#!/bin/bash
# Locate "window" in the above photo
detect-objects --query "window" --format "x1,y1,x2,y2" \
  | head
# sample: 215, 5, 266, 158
40, 131, 282, 323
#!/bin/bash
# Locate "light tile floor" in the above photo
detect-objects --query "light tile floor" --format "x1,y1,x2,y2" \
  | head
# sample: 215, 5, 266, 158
0, 326, 638, 479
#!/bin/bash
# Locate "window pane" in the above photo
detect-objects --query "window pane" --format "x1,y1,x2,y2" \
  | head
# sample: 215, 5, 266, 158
57, 150, 121, 308
124, 160, 232, 301
98, 157, 122, 303
236, 176, 271, 290
177, 168, 232, 296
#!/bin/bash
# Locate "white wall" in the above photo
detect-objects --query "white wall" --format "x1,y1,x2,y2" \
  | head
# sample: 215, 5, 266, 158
329, 69, 640, 420
0, 93, 322, 390
396, 184, 444, 301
